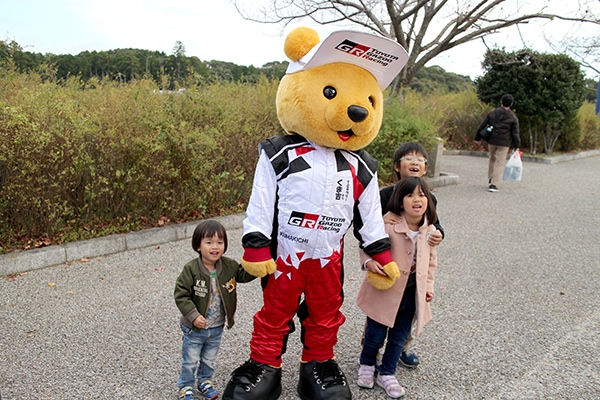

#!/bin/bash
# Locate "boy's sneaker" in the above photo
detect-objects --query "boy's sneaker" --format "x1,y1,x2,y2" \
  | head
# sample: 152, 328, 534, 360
179, 386, 194, 400
399, 350, 420, 368
198, 380, 219, 400
488, 184, 499, 192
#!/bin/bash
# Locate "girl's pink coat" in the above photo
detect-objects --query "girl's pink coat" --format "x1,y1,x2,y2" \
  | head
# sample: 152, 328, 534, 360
356, 212, 437, 335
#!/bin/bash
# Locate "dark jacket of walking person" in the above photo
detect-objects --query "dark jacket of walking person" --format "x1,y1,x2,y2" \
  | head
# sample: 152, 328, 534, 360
474, 94, 521, 192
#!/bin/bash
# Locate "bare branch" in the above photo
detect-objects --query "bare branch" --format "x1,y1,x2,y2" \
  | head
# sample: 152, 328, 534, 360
233, 0, 600, 85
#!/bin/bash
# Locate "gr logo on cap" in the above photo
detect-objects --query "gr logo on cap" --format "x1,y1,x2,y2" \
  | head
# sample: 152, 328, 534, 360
286, 30, 409, 91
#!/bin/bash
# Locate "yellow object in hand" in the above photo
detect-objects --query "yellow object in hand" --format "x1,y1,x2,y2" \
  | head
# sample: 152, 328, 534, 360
367, 261, 400, 290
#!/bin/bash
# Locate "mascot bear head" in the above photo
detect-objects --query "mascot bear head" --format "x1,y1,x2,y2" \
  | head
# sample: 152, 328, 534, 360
276, 27, 408, 151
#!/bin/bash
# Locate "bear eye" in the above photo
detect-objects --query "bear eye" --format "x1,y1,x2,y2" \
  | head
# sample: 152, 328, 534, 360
323, 86, 337, 99
368, 96, 374, 106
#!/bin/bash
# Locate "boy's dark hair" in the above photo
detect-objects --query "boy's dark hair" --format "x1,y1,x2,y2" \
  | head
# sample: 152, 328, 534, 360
387, 176, 437, 226
192, 220, 228, 254
501, 94, 514, 107
392, 142, 429, 179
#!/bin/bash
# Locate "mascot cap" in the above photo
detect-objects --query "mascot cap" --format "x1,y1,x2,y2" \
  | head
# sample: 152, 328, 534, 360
286, 30, 408, 91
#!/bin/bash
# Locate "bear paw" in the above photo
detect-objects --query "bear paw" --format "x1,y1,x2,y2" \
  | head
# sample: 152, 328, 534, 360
367, 261, 400, 290
241, 258, 277, 278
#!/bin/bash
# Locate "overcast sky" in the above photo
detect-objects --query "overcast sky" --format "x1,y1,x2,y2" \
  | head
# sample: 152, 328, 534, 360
1, 0, 598, 80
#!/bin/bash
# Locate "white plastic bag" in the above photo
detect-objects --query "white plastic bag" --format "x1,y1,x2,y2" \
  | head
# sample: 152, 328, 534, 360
503, 150, 523, 182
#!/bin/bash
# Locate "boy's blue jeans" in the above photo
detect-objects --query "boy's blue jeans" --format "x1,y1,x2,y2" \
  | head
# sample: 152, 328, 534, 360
177, 323, 223, 389
359, 281, 416, 376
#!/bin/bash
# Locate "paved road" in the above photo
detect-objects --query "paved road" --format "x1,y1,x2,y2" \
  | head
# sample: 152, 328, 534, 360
1, 154, 599, 400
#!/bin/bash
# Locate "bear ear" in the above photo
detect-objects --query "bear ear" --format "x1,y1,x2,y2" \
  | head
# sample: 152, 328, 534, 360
284, 27, 321, 62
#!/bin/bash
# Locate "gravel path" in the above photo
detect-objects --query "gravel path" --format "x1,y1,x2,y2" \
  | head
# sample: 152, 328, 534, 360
1, 154, 599, 400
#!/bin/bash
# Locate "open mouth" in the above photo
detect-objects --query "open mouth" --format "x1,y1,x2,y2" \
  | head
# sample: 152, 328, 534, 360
338, 129, 354, 142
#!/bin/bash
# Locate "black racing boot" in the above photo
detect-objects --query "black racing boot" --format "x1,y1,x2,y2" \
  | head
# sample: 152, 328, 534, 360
222, 359, 282, 400
297, 359, 352, 400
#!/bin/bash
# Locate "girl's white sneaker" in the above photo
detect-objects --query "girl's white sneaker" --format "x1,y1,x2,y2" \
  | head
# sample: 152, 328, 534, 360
376, 374, 405, 398
357, 364, 375, 389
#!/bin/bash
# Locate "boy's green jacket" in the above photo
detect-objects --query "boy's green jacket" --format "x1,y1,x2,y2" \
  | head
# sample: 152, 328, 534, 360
174, 256, 256, 331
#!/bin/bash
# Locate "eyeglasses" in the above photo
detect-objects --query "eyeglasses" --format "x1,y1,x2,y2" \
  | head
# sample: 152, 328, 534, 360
398, 156, 428, 164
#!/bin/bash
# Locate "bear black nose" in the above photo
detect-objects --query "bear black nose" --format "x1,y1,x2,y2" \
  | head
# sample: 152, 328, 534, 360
348, 105, 368, 122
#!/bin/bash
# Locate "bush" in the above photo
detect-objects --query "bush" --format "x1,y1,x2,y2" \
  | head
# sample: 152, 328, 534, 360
426, 90, 490, 150
367, 93, 439, 185
0, 72, 280, 251
576, 101, 600, 150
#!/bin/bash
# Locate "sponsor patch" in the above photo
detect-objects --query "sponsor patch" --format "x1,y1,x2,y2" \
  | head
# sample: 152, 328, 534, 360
288, 211, 346, 233
335, 178, 350, 202
335, 39, 400, 67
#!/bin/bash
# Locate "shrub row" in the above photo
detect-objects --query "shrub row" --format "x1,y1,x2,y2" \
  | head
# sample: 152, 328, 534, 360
0, 73, 280, 251
1, 72, 598, 253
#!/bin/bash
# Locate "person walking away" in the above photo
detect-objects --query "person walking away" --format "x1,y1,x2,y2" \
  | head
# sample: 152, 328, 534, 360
174, 220, 256, 400
356, 177, 438, 398
474, 94, 521, 192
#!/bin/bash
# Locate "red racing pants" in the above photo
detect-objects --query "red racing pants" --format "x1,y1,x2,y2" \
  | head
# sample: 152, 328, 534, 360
249, 253, 346, 367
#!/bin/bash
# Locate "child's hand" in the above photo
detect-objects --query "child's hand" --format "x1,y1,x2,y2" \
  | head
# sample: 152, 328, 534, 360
193, 315, 207, 329
367, 261, 400, 290
383, 212, 401, 225
425, 292, 434, 302
365, 259, 386, 275
428, 230, 443, 246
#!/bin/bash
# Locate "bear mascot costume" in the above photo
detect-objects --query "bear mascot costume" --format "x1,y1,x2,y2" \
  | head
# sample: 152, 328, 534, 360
223, 27, 408, 400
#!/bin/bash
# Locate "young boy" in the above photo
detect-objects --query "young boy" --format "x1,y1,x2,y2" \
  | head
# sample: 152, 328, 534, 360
174, 220, 256, 400
378, 142, 444, 368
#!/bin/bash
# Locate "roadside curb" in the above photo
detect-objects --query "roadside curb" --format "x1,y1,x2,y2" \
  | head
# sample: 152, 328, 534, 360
427, 171, 459, 188
0, 214, 245, 277
1, 175, 456, 277
444, 149, 600, 164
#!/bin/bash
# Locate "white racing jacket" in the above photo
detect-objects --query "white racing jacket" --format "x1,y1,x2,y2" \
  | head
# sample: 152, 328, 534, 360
242, 134, 391, 266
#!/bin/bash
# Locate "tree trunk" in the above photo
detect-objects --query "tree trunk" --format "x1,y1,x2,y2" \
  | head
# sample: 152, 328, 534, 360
528, 118, 534, 154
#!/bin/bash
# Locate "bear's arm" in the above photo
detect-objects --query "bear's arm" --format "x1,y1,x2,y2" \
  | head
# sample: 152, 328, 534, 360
353, 170, 393, 266
242, 150, 277, 254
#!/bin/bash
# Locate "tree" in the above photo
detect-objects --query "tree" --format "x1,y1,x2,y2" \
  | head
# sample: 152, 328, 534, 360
476, 48, 586, 154
409, 65, 472, 93
233, 0, 600, 92
260, 61, 288, 81
535, 54, 587, 153
0, 40, 44, 72
169, 41, 189, 84
1, 38, 480, 89
546, 25, 600, 77
583, 78, 598, 102
0, 40, 21, 71
549, 33, 599, 116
